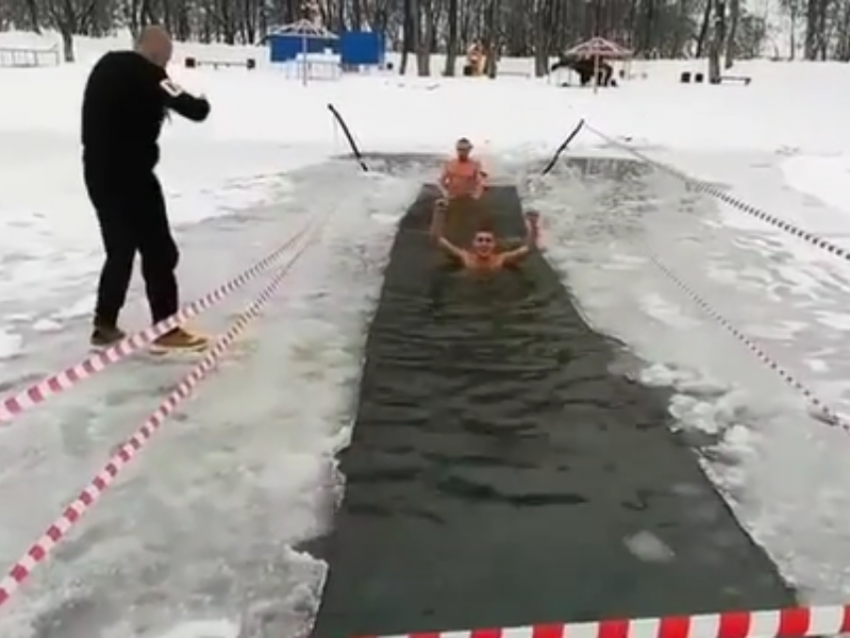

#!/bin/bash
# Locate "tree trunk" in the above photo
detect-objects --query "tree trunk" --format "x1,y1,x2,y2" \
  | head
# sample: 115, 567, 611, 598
26, 0, 42, 33
695, 0, 713, 57
533, 0, 550, 77
707, 0, 724, 83
399, 0, 412, 74
724, 0, 739, 68
60, 26, 75, 62
352, 0, 362, 29
443, 0, 458, 75
484, 0, 499, 78
416, 0, 433, 75
816, 0, 828, 59
839, 1, 850, 60
789, 4, 797, 59
804, 0, 819, 59
670, 0, 688, 56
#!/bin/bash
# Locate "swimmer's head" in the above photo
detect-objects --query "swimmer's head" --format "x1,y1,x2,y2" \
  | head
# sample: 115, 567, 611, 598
455, 137, 472, 161
472, 230, 496, 256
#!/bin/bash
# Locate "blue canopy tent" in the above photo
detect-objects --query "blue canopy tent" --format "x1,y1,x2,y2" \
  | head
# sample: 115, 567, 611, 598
266, 19, 340, 84
339, 31, 385, 68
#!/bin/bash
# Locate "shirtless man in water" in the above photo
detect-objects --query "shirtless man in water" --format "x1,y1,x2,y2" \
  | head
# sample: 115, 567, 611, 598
438, 137, 487, 202
431, 200, 540, 272
433, 138, 490, 256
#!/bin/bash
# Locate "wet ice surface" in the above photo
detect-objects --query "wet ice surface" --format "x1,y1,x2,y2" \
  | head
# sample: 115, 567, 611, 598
2, 148, 849, 636
529, 155, 850, 602
0, 160, 421, 638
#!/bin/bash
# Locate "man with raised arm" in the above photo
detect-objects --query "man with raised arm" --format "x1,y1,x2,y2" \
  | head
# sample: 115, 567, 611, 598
430, 200, 540, 273
82, 25, 210, 351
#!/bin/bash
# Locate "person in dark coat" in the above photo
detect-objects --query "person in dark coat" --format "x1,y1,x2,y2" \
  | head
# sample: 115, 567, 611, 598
81, 25, 210, 350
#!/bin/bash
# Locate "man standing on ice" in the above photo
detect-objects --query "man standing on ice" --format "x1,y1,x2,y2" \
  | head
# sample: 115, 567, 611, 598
81, 25, 210, 351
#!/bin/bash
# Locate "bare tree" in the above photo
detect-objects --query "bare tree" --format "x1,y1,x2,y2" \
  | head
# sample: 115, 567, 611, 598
724, 0, 739, 67
442, 0, 458, 74
780, 0, 802, 58
0, 0, 785, 70
46, 0, 101, 61
707, 0, 724, 81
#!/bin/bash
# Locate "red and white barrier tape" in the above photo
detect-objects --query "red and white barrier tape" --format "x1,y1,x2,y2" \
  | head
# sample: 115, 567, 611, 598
0, 221, 321, 609
0, 222, 312, 427
583, 123, 850, 264
357, 604, 850, 638
644, 247, 847, 430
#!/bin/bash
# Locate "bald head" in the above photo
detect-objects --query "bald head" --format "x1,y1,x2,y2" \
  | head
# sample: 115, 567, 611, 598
136, 25, 173, 68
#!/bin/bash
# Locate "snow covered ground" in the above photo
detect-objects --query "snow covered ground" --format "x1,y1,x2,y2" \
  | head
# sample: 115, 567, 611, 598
4, 28, 850, 637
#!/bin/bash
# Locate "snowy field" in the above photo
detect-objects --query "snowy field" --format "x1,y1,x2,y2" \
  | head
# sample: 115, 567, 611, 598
3, 29, 850, 637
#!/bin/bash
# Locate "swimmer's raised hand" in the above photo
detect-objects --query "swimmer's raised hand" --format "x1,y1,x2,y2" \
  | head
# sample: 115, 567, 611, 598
430, 198, 448, 239
525, 211, 541, 246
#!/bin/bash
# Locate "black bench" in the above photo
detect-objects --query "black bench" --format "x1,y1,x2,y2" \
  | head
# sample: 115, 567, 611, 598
184, 56, 256, 70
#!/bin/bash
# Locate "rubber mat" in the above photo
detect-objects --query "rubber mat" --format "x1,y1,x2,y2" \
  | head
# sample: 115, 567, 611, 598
310, 184, 794, 638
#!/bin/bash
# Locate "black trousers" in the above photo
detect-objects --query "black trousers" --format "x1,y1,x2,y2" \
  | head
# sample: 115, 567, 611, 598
84, 163, 180, 326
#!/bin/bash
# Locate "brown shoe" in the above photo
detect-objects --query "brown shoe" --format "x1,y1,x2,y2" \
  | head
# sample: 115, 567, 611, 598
150, 327, 209, 353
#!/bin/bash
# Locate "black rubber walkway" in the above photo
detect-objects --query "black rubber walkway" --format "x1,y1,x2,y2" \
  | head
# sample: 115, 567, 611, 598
310, 185, 793, 638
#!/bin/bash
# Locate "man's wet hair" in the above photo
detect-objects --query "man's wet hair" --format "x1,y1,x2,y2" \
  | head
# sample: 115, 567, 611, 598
476, 220, 495, 234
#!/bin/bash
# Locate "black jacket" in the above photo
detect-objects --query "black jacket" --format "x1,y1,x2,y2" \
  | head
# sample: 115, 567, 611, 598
81, 50, 210, 174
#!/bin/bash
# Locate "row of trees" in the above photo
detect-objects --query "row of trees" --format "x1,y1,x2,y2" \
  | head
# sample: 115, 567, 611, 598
0, 0, 846, 69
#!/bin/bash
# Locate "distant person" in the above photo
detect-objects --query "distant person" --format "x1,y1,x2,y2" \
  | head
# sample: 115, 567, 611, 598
465, 42, 485, 76
431, 199, 539, 272
438, 137, 487, 202
81, 25, 210, 351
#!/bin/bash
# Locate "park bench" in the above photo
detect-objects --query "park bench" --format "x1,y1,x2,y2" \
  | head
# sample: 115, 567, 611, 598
184, 56, 256, 70
0, 45, 60, 68
719, 75, 752, 85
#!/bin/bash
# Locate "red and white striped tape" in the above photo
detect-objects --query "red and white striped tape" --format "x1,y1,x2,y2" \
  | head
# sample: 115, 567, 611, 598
645, 247, 848, 430
583, 123, 850, 264
0, 222, 320, 609
0, 222, 312, 427
357, 604, 850, 638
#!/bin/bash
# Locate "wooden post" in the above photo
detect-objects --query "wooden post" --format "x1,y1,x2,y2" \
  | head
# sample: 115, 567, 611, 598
593, 54, 599, 94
